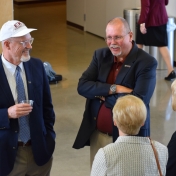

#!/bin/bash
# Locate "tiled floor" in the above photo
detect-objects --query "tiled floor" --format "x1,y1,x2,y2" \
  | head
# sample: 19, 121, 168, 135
14, 2, 176, 176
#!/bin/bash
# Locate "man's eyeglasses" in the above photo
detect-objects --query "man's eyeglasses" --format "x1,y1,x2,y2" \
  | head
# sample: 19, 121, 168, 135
10, 38, 34, 47
19, 38, 34, 46
105, 33, 129, 42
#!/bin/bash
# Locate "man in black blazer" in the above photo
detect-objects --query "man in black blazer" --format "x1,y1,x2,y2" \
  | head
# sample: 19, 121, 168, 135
73, 17, 157, 166
0, 20, 55, 176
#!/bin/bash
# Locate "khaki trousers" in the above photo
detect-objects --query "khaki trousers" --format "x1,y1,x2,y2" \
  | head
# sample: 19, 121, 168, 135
90, 130, 113, 168
8, 146, 53, 176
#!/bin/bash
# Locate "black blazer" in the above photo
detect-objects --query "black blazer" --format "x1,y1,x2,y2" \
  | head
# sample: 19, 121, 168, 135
166, 131, 176, 176
0, 56, 56, 176
73, 42, 157, 149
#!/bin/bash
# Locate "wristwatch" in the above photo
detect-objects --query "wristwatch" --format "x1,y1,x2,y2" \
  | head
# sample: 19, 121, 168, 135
110, 84, 116, 94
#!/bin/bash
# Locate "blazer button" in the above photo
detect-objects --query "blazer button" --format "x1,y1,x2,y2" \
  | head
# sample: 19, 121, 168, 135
94, 117, 96, 120
100, 100, 102, 103
13, 147, 16, 150
14, 131, 18, 133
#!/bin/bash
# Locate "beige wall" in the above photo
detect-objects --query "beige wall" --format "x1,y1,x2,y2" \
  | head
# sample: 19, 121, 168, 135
0, 0, 13, 52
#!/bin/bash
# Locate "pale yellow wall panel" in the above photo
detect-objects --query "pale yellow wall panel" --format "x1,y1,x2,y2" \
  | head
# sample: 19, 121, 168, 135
0, 0, 13, 52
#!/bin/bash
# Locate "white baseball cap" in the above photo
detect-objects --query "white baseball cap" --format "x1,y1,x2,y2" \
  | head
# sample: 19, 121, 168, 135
0, 20, 37, 41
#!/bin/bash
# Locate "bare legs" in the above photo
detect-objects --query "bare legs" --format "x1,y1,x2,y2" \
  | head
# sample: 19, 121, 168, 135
158, 46, 173, 74
137, 44, 143, 49
137, 44, 174, 75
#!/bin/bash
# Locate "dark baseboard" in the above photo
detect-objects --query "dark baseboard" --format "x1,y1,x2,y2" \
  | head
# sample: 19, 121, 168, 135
86, 31, 104, 40
67, 21, 84, 31
66, 21, 105, 40
14, 0, 65, 5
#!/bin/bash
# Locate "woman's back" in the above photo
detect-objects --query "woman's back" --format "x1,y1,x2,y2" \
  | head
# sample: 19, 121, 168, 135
91, 136, 168, 176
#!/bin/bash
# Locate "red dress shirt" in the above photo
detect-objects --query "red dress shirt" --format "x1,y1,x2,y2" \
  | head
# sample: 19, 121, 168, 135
96, 57, 124, 135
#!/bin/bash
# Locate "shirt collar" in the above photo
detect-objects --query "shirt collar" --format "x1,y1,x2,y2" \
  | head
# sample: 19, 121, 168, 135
114, 56, 125, 64
2, 54, 24, 75
115, 136, 150, 144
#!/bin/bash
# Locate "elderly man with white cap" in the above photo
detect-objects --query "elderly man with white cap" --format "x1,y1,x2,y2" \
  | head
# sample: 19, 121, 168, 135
0, 20, 55, 176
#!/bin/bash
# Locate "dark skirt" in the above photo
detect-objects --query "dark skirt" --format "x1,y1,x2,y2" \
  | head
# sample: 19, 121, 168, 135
136, 24, 168, 47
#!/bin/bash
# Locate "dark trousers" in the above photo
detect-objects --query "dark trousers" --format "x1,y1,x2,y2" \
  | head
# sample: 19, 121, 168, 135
166, 131, 176, 176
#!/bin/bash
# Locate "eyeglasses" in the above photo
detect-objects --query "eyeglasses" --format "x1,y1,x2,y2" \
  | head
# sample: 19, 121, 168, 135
10, 38, 34, 47
105, 33, 129, 42
19, 38, 34, 46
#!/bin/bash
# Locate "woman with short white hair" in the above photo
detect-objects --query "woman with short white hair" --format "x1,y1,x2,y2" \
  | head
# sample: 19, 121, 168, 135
91, 95, 168, 176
